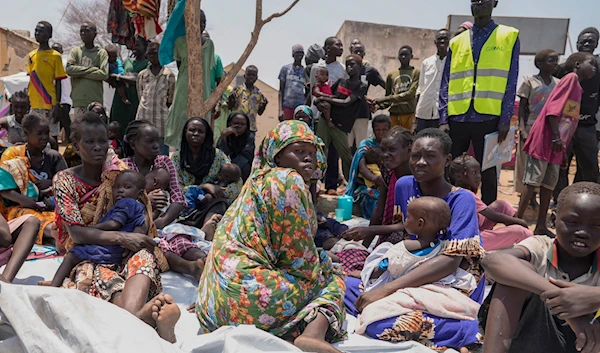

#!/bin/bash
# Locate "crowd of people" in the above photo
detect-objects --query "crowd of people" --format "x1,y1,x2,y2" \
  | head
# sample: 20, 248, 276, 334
2, 0, 600, 352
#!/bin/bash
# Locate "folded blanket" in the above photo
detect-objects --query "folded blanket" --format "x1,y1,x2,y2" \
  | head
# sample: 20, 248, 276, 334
355, 284, 480, 335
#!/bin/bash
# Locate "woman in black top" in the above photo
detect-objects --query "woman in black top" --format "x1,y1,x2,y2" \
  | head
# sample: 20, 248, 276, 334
216, 111, 255, 181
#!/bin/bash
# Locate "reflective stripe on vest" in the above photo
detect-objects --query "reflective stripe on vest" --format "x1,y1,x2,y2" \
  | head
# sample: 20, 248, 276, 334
448, 25, 519, 116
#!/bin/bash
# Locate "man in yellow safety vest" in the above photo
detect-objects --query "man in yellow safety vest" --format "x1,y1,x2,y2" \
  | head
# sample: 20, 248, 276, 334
439, 0, 520, 205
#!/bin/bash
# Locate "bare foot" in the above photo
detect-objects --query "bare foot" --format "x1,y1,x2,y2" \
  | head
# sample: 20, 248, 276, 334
38, 280, 52, 286
534, 227, 556, 238
294, 336, 341, 353
201, 214, 222, 240
152, 294, 180, 343
187, 303, 195, 313
137, 294, 166, 326
192, 258, 204, 282
0, 274, 8, 283
460, 348, 471, 353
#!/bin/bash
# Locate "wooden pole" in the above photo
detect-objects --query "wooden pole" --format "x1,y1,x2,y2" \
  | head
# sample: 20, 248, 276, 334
184, 0, 204, 119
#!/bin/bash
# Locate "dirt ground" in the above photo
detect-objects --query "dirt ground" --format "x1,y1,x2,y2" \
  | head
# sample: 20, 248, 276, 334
497, 165, 576, 230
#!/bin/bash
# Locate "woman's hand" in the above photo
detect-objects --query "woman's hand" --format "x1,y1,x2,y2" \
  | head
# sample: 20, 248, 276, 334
221, 127, 238, 137
34, 179, 53, 191
21, 197, 45, 211
342, 227, 373, 241
148, 189, 168, 210
355, 286, 390, 313
372, 175, 384, 189
541, 278, 600, 319
201, 184, 225, 199
119, 232, 155, 253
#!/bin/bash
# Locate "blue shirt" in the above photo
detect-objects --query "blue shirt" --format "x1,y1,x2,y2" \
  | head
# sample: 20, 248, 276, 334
439, 20, 520, 125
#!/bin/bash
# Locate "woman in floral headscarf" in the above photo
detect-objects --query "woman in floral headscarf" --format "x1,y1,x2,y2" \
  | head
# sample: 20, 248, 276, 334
196, 120, 347, 353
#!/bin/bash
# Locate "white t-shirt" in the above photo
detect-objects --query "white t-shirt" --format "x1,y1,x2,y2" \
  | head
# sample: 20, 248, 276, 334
60, 59, 73, 106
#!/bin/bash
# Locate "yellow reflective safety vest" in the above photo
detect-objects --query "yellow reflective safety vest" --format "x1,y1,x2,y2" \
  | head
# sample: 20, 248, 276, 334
448, 25, 519, 116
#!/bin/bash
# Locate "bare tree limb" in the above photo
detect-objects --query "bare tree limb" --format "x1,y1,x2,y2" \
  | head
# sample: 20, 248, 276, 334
262, 0, 300, 25
193, 0, 301, 121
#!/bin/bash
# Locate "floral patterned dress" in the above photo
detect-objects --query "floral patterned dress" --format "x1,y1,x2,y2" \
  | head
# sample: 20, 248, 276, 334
171, 148, 242, 203
195, 121, 346, 342
53, 151, 162, 301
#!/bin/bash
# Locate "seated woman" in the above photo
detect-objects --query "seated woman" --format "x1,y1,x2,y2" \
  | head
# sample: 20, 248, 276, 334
0, 113, 67, 245
336, 127, 413, 276
294, 105, 316, 132
122, 120, 186, 229
172, 118, 242, 228
63, 102, 109, 168
345, 128, 486, 352
52, 112, 179, 342
0, 214, 39, 283
196, 121, 347, 353
479, 182, 600, 353
216, 111, 255, 181
344, 114, 391, 219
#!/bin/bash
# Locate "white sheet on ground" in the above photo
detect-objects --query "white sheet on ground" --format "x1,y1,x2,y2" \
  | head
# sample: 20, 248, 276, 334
0, 238, 456, 353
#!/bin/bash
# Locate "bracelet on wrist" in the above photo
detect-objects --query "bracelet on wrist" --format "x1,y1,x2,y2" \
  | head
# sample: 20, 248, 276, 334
552, 138, 562, 143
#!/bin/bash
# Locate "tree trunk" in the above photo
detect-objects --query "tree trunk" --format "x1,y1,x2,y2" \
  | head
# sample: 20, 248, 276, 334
184, 0, 300, 123
185, 0, 204, 119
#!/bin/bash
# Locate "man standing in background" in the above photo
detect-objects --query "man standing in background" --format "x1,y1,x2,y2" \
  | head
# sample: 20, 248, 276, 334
439, 0, 520, 205
278, 45, 306, 121
51, 43, 73, 144
66, 23, 109, 116
415, 29, 451, 132
28, 21, 66, 147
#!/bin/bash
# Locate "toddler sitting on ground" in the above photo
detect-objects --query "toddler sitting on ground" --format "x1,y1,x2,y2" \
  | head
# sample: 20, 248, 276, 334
50, 170, 149, 287
362, 196, 476, 293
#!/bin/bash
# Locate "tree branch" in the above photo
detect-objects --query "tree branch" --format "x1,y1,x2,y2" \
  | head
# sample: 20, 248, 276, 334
262, 0, 300, 25
196, 0, 301, 120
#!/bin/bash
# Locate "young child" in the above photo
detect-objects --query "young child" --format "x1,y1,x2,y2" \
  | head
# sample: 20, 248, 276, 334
450, 154, 532, 251
0, 91, 30, 145
105, 44, 129, 105
312, 66, 335, 128
50, 170, 149, 287
227, 65, 268, 133
515, 49, 560, 208
359, 147, 382, 189
480, 182, 600, 353
145, 167, 171, 219
517, 52, 596, 238
361, 196, 476, 293
184, 163, 241, 209
107, 121, 123, 157
28, 21, 66, 146
374, 45, 420, 130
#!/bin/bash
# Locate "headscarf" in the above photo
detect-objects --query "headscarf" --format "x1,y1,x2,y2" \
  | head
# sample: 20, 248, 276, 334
293, 105, 315, 131
251, 120, 326, 182
306, 44, 325, 64
86, 102, 107, 123
220, 111, 251, 159
292, 44, 304, 56
179, 117, 215, 183
159, 0, 187, 65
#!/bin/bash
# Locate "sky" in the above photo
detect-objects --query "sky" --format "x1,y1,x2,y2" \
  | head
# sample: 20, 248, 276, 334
2, 0, 599, 88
